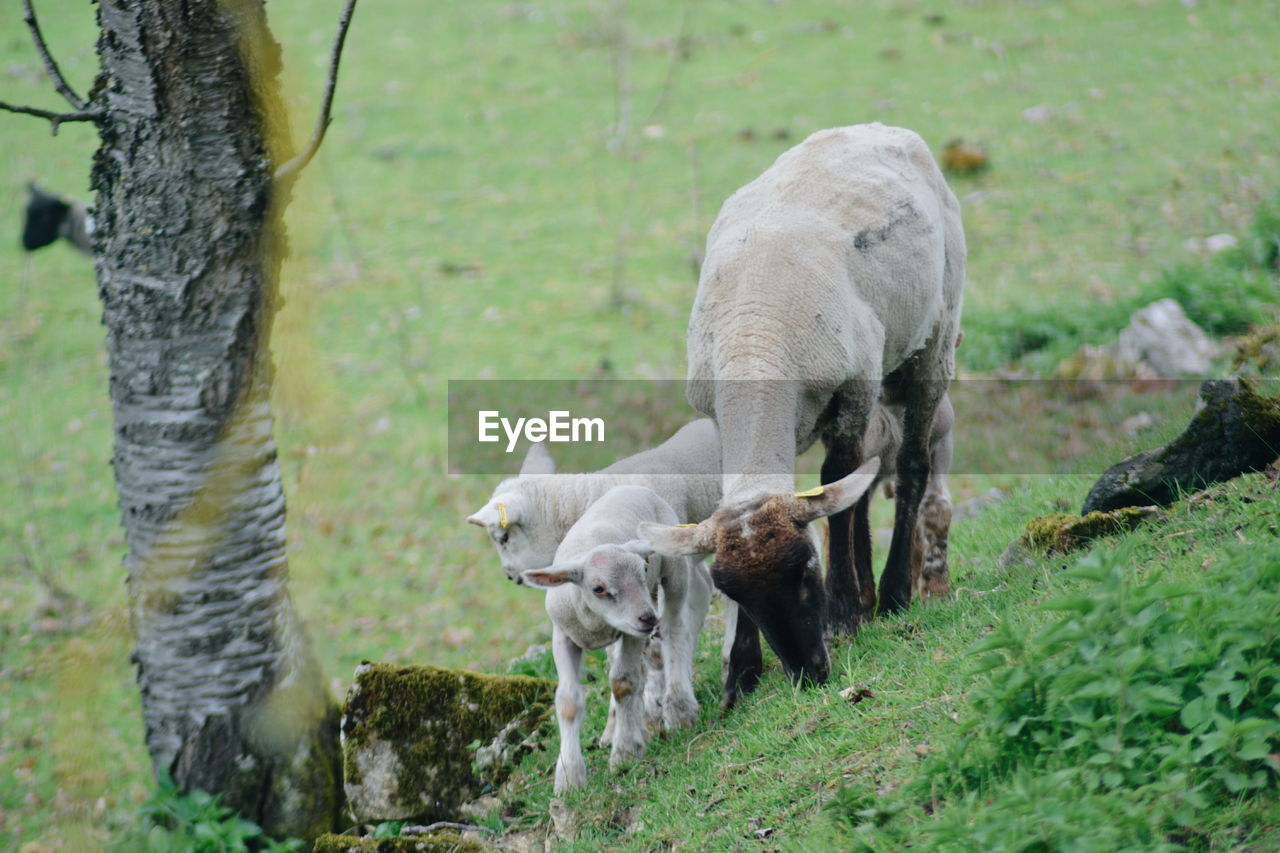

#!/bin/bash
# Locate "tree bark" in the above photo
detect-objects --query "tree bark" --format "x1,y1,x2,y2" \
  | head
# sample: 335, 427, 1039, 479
92, 0, 341, 838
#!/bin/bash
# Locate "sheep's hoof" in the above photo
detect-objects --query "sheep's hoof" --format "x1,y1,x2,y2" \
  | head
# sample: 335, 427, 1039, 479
555, 757, 588, 792
609, 741, 646, 771
663, 695, 699, 730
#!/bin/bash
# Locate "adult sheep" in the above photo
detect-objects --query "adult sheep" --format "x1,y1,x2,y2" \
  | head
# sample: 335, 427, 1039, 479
641, 123, 965, 707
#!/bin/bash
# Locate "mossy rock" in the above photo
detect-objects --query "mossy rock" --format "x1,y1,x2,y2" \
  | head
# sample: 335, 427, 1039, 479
1016, 507, 1162, 556
313, 831, 486, 853
341, 662, 554, 824
1229, 325, 1280, 377
1082, 379, 1280, 513
1000, 506, 1162, 566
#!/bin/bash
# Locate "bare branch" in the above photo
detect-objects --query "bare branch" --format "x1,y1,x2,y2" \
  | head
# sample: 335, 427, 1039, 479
275, 0, 359, 182
22, 0, 89, 111
402, 822, 497, 837
0, 99, 104, 134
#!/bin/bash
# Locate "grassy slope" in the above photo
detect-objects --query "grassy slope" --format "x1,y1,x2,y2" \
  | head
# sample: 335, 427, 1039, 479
1, 0, 1279, 849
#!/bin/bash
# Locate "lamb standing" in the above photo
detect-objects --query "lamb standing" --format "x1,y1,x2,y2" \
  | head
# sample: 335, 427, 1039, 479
520, 485, 710, 792
468, 419, 720, 739
641, 124, 965, 707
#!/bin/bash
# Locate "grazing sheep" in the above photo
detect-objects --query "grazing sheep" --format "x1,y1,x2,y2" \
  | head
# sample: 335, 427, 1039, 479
22, 184, 93, 255
641, 123, 965, 707
520, 485, 710, 792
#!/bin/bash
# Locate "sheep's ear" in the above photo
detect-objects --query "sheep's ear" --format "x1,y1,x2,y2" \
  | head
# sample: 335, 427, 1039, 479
791, 457, 881, 524
618, 539, 655, 560
467, 502, 500, 529
638, 520, 714, 557
521, 562, 583, 589
520, 443, 557, 476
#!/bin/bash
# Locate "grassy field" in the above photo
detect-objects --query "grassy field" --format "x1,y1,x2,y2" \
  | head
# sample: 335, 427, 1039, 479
2, 0, 1279, 849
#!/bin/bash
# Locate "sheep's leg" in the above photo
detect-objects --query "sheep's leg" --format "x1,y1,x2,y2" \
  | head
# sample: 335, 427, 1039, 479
599, 644, 618, 747
642, 631, 665, 735
550, 625, 587, 793
880, 376, 946, 614
722, 598, 763, 709
915, 395, 954, 600
821, 392, 876, 635
608, 633, 650, 770
660, 557, 708, 729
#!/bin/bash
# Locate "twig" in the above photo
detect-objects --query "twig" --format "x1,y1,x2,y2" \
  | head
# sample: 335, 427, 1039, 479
402, 821, 497, 836
0, 100, 103, 134
22, 0, 89, 110
637, 0, 693, 130
275, 0, 359, 182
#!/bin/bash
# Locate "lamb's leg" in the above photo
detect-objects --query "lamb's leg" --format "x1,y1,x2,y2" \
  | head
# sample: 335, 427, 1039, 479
722, 598, 762, 709
550, 625, 587, 793
608, 633, 650, 770
599, 644, 619, 747
880, 374, 947, 614
915, 394, 954, 600
660, 557, 708, 729
821, 391, 876, 635
642, 631, 665, 734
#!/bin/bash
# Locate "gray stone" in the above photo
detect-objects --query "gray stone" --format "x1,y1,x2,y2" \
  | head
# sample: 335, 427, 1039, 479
1111, 299, 1218, 378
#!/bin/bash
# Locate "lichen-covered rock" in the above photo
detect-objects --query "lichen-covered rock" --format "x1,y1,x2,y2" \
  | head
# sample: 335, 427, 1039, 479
1229, 325, 1280, 377
341, 662, 554, 824
1082, 379, 1280, 513
314, 831, 486, 853
1010, 506, 1163, 558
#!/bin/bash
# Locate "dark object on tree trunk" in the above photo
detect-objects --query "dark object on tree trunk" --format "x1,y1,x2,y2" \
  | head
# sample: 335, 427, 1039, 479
22, 183, 92, 253
341, 662, 554, 825
1082, 379, 1280, 513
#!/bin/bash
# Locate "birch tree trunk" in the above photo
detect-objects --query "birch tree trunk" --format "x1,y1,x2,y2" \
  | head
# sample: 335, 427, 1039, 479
91, 0, 341, 838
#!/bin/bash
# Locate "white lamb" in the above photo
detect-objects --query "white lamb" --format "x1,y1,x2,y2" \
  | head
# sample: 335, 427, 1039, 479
467, 418, 722, 583
641, 123, 966, 707
469, 419, 720, 738
519, 485, 710, 793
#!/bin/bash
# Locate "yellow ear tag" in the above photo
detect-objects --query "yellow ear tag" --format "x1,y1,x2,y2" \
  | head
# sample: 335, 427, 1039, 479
793, 486, 825, 498
497, 502, 509, 529
676, 523, 698, 528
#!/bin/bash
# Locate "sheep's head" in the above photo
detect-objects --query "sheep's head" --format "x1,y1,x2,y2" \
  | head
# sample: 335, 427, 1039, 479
520, 542, 659, 638
640, 458, 880, 687
467, 444, 559, 582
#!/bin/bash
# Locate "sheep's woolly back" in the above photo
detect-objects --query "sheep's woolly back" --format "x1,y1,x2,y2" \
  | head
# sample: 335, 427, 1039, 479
555, 486, 680, 562
686, 123, 965, 500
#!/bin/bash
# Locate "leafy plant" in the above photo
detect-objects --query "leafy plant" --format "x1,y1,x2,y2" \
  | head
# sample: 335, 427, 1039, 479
113, 776, 304, 853
941, 541, 1280, 804
370, 820, 408, 838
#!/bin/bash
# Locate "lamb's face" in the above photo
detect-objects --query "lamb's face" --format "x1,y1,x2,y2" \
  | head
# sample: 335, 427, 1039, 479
522, 544, 659, 638
467, 490, 557, 582
640, 459, 881, 688
578, 546, 660, 638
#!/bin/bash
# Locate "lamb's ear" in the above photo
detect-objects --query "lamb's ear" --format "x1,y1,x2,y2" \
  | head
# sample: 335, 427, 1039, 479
638, 520, 715, 557
520, 442, 557, 476
520, 562, 583, 589
467, 502, 500, 528
791, 457, 882, 524
618, 539, 655, 560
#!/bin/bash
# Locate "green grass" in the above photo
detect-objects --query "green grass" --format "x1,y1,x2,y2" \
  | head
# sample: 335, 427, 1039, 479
3, 0, 1280, 850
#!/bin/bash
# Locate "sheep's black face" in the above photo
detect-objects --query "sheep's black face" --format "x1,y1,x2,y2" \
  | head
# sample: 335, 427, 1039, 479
22, 188, 70, 251
710, 499, 831, 687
